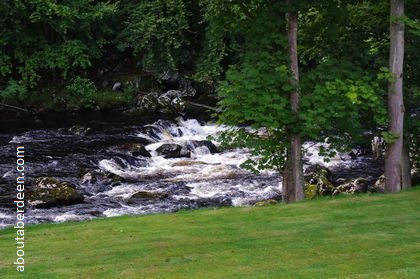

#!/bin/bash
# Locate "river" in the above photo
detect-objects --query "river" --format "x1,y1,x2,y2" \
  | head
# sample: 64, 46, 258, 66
0, 111, 383, 228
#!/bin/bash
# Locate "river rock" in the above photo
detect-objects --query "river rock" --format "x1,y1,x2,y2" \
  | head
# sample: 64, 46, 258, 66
171, 97, 186, 113
82, 170, 124, 188
29, 177, 84, 208
68, 125, 92, 136
368, 174, 385, 193
185, 140, 218, 154
304, 164, 335, 198
138, 124, 163, 141
156, 144, 190, 158
155, 120, 183, 137
137, 92, 159, 112
80, 172, 97, 185
157, 94, 173, 114
159, 70, 180, 86
119, 143, 151, 158
304, 164, 333, 183
333, 177, 369, 195
127, 191, 168, 204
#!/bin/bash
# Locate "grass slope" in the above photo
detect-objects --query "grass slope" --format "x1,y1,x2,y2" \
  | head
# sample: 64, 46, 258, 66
1, 188, 420, 278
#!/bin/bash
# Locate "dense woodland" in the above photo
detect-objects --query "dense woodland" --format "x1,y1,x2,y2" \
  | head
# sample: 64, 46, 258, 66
0, 0, 419, 201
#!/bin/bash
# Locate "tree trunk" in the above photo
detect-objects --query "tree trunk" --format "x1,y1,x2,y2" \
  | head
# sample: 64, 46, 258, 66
385, 0, 405, 192
282, 155, 293, 203
283, 11, 304, 203
401, 142, 412, 188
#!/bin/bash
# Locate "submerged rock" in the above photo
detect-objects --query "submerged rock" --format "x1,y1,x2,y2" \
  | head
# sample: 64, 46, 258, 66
119, 143, 151, 158
138, 124, 164, 142
80, 172, 97, 185
171, 160, 208, 167
30, 177, 84, 208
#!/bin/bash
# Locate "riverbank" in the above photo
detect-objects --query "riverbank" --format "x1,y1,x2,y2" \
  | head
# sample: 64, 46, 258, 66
1, 187, 419, 278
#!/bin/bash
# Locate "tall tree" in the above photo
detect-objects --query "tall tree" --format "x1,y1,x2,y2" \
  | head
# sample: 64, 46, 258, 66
385, 0, 405, 192
283, 10, 304, 202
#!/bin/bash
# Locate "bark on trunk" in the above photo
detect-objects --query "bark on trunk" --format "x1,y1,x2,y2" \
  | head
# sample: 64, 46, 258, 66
282, 155, 293, 203
401, 143, 412, 188
282, 11, 304, 203
385, 0, 405, 192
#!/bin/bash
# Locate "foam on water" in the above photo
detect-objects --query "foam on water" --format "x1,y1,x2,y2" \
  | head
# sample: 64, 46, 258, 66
54, 213, 92, 223
303, 142, 346, 168
2, 169, 13, 178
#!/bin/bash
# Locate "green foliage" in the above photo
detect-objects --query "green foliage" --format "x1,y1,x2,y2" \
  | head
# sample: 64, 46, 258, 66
117, 0, 191, 71
0, 0, 116, 87
0, 80, 28, 101
301, 59, 387, 141
218, 127, 287, 173
64, 76, 97, 109
380, 131, 400, 144
212, 2, 389, 173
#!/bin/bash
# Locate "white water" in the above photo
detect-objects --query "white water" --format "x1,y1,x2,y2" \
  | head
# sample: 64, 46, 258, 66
95, 118, 282, 219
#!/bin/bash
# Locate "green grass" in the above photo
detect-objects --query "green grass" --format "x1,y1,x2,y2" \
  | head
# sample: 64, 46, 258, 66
1, 188, 420, 279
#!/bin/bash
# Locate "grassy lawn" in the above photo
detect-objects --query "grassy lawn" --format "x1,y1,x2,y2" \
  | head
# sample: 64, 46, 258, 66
1, 188, 419, 279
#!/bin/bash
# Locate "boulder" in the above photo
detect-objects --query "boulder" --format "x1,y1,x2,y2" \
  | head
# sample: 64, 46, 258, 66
137, 92, 159, 112
163, 90, 182, 99
185, 140, 218, 154
157, 94, 173, 114
127, 191, 168, 204
156, 144, 190, 158
29, 177, 84, 208
171, 97, 186, 114
353, 177, 369, 193
303, 164, 335, 198
159, 70, 180, 86
368, 175, 385, 193
333, 177, 369, 195
304, 164, 333, 183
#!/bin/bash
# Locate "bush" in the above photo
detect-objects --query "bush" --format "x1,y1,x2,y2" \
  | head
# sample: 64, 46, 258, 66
0, 80, 28, 101
64, 77, 97, 109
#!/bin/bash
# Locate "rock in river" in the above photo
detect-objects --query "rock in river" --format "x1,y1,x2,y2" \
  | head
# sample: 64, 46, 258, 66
29, 177, 84, 208
156, 143, 190, 158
